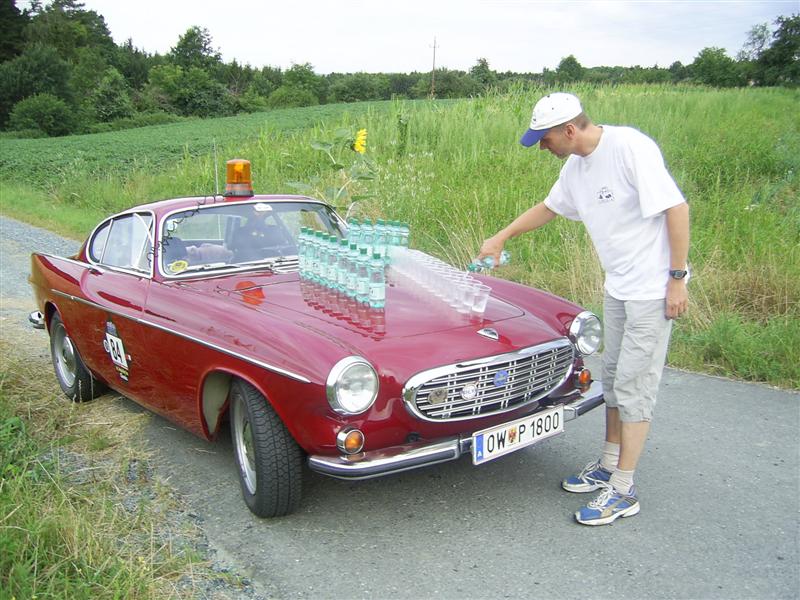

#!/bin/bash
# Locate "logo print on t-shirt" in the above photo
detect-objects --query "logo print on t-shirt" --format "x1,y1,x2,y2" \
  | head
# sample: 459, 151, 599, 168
597, 186, 615, 203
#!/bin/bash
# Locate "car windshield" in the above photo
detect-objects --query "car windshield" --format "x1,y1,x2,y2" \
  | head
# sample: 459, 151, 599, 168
160, 200, 344, 276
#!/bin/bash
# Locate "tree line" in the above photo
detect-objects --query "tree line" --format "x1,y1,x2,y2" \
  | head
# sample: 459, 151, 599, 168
1, 0, 797, 138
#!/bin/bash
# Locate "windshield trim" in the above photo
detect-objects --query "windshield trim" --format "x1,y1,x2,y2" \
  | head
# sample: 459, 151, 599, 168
156, 197, 338, 280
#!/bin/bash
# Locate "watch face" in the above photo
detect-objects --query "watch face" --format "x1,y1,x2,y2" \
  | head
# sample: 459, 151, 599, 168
670, 270, 687, 279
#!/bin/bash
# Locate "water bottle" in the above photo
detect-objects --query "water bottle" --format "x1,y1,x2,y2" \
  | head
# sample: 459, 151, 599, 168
337, 238, 350, 292
346, 243, 359, 298
399, 222, 410, 247
309, 231, 322, 282
300, 227, 312, 277
347, 218, 361, 247
360, 219, 374, 257
368, 252, 386, 309
297, 227, 307, 276
468, 250, 511, 272
374, 219, 388, 262
355, 248, 370, 304
326, 235, 339, 288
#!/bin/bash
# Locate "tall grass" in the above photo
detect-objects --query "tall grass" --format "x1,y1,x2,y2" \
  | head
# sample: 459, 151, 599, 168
0, 344, 206, 598
1, 84, 798, 386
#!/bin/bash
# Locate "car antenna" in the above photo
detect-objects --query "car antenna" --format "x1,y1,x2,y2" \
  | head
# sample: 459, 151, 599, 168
213, 138, 221, 197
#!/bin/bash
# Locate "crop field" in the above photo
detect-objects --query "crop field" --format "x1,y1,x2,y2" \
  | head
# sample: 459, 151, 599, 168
1, 83, 798, 386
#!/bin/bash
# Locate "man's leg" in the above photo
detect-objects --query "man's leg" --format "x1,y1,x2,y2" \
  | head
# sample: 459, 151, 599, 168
575, 298, 672, 525
562, 294, 624, 492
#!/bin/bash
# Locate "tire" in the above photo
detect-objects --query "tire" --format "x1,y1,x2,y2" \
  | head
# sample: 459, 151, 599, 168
49, 312, 107, 402
229, 379, 303, 517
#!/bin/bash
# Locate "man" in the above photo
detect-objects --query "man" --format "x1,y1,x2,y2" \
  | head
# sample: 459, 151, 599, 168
479, 92, 689, 526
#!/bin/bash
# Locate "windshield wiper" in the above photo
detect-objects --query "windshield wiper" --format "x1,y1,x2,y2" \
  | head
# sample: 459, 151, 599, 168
181, 262, 232, 273
238, 256, 296, 270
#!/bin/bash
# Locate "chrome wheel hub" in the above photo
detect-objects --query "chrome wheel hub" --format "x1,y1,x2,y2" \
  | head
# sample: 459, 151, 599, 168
53, 325, 77, 388
233, 398, 257, 495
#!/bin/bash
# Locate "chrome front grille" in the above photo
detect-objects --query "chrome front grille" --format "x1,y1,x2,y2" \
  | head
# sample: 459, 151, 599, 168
403, 339, 574, 422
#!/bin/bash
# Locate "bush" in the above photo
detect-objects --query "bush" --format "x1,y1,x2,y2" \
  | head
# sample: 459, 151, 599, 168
91, 68, 135, 122
266, 86, 318, 109
84, 110, 187, 133
8, 93, 74, 136
0, 128, 47, 139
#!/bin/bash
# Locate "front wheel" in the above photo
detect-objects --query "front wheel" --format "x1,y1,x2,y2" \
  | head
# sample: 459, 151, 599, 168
230, 380, 303, 517
49, 312, 107, 402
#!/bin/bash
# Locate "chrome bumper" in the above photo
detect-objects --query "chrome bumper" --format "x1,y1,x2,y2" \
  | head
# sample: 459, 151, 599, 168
29, 311, 45, 329
308, 380, 604, 480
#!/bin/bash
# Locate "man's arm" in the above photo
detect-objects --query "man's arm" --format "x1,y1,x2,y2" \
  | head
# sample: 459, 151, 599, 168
479, 202, 557, 264
665, 202, 690, 319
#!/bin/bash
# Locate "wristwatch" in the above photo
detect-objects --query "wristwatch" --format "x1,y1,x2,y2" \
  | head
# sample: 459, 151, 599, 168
669, 269, 688, 280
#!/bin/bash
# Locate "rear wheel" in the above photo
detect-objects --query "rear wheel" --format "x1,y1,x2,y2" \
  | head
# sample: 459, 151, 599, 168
49, 312, 106, 402
230, 379, 303, 517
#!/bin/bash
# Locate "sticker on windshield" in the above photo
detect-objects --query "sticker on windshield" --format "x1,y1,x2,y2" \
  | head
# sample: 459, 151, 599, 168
253, 203, 272, 212
103, 320, 131, 381
168, 259, 188, 273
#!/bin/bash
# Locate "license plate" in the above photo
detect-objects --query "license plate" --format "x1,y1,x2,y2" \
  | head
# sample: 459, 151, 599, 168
472, 405, 564, 465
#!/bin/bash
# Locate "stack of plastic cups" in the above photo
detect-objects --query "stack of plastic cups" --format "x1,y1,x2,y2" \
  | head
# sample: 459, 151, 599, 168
390, 248, 491, 317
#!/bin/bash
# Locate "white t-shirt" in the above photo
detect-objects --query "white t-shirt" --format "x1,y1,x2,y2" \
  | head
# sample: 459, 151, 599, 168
544, 125, 686, 300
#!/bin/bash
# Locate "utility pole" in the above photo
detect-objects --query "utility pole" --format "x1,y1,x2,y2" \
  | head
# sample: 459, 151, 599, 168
430, 37, 439, 99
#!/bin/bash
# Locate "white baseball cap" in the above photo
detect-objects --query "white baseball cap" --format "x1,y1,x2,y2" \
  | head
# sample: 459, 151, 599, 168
520, 92, 583, 147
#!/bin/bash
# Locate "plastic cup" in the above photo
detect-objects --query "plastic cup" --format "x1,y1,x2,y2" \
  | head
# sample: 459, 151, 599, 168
471, 284, 491, 315
455, 282, 476, 314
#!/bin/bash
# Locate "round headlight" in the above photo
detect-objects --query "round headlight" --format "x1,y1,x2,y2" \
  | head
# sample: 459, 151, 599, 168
569, 311, 602, 355
326, 357, 379, 415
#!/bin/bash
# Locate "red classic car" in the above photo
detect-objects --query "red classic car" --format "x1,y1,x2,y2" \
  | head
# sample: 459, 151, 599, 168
29, 161, 604, 517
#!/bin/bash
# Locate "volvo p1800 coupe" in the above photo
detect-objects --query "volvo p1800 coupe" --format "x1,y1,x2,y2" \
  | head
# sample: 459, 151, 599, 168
29, 160, 604, 517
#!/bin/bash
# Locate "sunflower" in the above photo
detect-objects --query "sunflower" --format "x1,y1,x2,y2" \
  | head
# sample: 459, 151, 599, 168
352, 128, 367, 154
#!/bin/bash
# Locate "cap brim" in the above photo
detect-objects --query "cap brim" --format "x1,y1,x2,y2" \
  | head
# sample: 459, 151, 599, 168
520, 128, 549, 147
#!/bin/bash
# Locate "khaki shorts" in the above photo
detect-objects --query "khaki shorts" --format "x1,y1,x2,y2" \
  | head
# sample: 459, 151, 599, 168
602, 292, 673, 423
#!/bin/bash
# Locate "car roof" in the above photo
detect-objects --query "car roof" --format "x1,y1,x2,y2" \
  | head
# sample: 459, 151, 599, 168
128, 194, 330, 218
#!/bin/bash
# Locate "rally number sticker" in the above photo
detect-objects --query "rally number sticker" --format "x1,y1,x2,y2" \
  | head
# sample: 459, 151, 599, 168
104, 333, 128, 369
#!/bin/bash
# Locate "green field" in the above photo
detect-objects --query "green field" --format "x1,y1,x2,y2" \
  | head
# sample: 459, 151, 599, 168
1, 84, 798, 387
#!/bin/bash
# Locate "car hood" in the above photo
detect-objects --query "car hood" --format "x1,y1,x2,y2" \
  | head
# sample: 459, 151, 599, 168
215, 273, 525, 341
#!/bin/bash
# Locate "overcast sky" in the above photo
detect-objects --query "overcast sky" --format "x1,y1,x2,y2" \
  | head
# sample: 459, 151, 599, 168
70, 0, 797, 73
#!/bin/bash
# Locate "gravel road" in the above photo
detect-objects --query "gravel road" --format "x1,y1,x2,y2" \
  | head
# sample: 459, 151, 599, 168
2, 214, 798, 600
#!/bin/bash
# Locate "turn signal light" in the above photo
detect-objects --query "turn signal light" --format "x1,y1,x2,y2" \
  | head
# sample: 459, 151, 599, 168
224, 159, 253, 198
337, 428, 365, 455
574, 368, 592, 391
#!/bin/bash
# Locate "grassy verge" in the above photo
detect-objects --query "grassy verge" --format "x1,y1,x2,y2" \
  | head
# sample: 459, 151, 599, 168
0, 342, 218, 599
1, 85, 798, 387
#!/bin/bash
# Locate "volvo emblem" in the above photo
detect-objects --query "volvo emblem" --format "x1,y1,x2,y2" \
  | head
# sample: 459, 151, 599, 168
493, 370, 509, 387
461, 383, 478, 400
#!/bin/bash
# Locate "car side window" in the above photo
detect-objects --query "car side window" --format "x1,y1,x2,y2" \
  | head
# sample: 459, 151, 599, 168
89, 220, 111, 262
99, 213, 154, 273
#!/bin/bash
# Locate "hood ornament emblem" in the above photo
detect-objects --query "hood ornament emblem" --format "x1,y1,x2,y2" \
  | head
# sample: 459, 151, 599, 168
477, 328, 499, 341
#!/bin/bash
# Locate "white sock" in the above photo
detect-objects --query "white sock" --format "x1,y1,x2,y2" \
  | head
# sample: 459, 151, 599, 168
600, 442, 620, 472
609, 468, 635, 495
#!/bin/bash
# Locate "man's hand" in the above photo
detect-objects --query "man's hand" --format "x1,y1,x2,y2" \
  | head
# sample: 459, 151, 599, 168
666, 278, 688, 319
478, 235, 505, 267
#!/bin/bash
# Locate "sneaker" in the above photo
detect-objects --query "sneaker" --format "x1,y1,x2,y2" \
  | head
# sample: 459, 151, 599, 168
575, 483, 640, 526
562, 460, 612, 493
